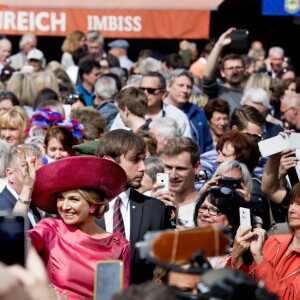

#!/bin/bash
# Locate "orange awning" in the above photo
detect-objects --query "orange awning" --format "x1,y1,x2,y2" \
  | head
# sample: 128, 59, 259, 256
0, 1, 224, 39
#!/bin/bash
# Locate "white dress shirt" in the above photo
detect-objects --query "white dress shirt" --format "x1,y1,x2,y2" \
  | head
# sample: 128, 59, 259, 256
104, 188, 131, 240
6, 184, 36, 227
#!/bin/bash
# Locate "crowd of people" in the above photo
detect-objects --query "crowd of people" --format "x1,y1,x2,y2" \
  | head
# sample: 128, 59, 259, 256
0, 27, 300, 300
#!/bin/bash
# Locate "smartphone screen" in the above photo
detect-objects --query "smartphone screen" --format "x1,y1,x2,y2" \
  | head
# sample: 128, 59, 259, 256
0, 213, 28, 266
94, 260, 123, 300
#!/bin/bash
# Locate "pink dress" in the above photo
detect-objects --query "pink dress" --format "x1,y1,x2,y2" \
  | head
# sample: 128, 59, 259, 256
28, 218, 130, 300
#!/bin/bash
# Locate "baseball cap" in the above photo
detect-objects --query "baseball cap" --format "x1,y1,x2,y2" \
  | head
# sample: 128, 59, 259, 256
27, 49, 44, 61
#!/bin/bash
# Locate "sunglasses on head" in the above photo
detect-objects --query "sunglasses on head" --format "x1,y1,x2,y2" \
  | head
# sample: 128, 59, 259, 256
140, 87, 161, 95
244, 132, 263, 143
208, 186, 234, 196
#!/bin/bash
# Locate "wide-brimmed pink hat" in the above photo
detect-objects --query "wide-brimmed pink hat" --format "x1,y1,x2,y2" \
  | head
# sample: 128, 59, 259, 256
31, 156, 126, 214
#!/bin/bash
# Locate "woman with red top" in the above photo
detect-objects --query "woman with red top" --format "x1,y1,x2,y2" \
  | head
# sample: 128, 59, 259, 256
13, 148, 130, 300
230, 183, 300, 300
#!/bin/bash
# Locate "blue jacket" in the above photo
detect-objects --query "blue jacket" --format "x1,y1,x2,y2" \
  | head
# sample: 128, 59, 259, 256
181, 102, 213, 154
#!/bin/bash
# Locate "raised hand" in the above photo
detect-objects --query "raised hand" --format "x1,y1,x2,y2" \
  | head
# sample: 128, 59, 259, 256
279, 148, 298, 178
17, 144, 36, 188
232, 225, 255, 268
250, 228, 266, 265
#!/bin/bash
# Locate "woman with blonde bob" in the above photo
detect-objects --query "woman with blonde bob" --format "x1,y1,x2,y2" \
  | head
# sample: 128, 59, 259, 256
14, 149, 130, 299
0, 106, 28, 147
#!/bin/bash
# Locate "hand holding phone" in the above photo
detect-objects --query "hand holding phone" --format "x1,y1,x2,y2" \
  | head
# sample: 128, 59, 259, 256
239, 207, 251, 230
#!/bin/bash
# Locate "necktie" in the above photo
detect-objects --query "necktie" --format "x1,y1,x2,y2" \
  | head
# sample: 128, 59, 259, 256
113, 197, 125, 236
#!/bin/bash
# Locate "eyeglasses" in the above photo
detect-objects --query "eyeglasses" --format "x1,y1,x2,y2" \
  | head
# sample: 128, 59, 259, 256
198, 206, 220, 216
140, 87, 161, 95
223, 66, 244, 71
281, 107, 295, 115
244, 132, 263, 143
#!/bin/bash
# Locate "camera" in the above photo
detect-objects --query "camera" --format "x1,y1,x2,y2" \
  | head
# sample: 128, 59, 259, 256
218, 177, 241, 189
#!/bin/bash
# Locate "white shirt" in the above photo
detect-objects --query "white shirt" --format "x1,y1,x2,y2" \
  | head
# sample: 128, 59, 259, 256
6, 184, 36, 227
110, 102, 192, 138
177, 202, 196, 228
104, 188, 131, 240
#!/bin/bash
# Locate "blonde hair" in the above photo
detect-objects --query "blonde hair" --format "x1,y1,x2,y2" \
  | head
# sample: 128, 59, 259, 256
61, 30, 85, 54
7, 73, 37, 107
46, 61, 63, 73
32, 71, 60, 95
0, 106, 29, 142
77, 188, 108, 219
243, 73, 272, 95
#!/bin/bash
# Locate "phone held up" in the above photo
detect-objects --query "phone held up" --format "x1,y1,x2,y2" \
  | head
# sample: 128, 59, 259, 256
239, 207, 251, 230
0, 212, 28, 266
156, 173, 169, 192
231, 29, 249, 49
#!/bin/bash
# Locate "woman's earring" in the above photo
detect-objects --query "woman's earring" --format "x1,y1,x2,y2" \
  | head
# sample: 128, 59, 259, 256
89, 204, 97, 215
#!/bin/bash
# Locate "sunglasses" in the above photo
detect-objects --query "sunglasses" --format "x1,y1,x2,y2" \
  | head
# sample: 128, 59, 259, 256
208, 186, 233, 196
63, 93, 84, 105
140, 87, 161, 95
0, 92, 15, 100
244, 132, 263, 143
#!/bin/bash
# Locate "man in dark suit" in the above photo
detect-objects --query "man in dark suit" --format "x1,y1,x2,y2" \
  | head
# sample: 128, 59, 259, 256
0, 144, 43, 228
95, 129, 166, 284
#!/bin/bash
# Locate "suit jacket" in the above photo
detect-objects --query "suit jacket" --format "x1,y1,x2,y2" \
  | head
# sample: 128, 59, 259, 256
0, 187, 41, 228
96, 188, 166, 284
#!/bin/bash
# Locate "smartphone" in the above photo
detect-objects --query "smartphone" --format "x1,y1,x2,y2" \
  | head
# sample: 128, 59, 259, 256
239, 207, 251, 230
231, 29, 249, 48
94, 260, 123, 300
156, 173, 169, 192
218, 177, 241, 189
0, 212, 28, 266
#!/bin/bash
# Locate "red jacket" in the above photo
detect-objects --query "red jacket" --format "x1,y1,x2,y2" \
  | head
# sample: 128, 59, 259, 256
228, 234, 300, 300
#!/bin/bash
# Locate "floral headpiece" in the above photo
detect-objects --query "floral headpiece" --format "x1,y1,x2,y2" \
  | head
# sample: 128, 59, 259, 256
27, 108, 84, 139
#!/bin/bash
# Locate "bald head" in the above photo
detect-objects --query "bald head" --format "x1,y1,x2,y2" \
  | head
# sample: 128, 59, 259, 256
0, 39, 12, 64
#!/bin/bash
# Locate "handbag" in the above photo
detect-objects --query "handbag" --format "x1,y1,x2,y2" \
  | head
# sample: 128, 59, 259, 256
267, 198, 291, 236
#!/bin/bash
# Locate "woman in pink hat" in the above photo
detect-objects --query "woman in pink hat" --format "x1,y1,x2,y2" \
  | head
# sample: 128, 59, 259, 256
13, 146, 130, 300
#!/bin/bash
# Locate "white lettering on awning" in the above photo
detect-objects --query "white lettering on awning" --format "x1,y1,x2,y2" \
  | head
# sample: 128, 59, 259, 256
0, 11, 66, 32
87, 15, 142, 32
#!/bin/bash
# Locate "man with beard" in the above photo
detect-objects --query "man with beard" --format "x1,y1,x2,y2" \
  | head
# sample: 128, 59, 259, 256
202, 28, 245, 116
95, 129, 166, 284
